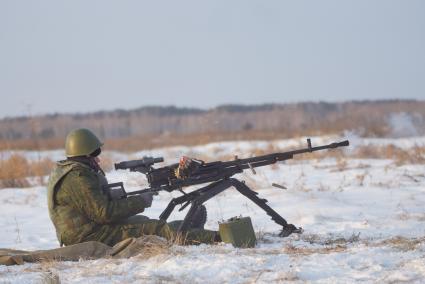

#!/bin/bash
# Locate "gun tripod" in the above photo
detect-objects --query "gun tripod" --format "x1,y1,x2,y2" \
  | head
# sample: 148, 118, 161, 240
158, 178, 302, 237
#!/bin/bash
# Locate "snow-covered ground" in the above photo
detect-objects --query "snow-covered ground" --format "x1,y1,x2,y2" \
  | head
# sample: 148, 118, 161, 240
1, 136, 425, 283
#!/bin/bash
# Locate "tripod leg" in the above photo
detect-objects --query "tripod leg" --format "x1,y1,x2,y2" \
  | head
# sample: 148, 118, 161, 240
229, 178, 302, 237
177, 180, 234, 232
159, 198, 179, 221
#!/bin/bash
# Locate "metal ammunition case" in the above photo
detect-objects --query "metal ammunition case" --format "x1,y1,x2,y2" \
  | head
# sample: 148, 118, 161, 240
219, 216, 256, 248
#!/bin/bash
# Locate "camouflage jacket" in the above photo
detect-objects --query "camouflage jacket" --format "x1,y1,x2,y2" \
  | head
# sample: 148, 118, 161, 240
47, 160, 148, 246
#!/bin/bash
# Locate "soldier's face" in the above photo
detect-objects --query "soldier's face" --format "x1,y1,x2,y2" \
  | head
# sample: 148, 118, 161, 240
94, 156, 100, 164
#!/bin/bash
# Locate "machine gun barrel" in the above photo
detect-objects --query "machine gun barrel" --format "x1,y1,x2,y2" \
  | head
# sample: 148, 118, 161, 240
219, 139, 349, 169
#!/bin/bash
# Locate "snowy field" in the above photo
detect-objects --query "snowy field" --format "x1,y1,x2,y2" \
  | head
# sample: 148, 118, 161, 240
1, 135, 425, 283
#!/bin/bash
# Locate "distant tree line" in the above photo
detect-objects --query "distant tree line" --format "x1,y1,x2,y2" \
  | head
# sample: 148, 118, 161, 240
0, 100, 423, 150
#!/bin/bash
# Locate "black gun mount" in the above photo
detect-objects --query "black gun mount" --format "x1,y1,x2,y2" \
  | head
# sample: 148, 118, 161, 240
116, 138, 349, 237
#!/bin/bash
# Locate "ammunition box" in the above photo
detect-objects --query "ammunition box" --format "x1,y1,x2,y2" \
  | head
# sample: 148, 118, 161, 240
219, 216, 256, 248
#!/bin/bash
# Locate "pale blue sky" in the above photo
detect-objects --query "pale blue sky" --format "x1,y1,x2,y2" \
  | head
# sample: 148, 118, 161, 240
0, 1, 424, 118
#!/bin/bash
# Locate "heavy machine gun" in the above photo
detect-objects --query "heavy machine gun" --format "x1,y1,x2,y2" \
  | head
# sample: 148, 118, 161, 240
115, 139, 349, 237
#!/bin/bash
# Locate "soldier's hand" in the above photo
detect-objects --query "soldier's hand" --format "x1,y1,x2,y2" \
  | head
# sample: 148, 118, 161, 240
139, 192, 154, 208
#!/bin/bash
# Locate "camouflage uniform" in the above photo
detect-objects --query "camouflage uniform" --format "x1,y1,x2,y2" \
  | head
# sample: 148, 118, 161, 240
47, 159, 218, 246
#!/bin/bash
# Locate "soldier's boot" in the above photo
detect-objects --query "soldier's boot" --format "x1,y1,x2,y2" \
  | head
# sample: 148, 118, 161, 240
189, 205, 207, 229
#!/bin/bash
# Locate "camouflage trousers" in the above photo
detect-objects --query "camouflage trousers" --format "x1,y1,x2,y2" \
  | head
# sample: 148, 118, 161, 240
84, 215, 219, 246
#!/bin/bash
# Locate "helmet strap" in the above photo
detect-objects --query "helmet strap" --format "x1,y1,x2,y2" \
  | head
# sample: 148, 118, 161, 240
88, 156, 105, 176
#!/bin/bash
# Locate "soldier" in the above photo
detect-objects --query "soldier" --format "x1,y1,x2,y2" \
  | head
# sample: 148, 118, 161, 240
47, 128, 220, 247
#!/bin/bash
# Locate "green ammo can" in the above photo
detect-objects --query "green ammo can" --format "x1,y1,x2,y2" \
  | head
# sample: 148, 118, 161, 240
219, 216, 257, 248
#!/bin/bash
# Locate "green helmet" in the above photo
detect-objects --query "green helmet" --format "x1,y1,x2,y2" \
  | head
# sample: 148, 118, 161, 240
65, 128, 103, 157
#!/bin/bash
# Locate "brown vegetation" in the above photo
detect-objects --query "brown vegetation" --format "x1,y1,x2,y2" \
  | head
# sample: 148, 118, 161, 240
0, 154, 53, 188
377, 236, 425, 252
0, 137, 63, 151
353, 145, 425, 165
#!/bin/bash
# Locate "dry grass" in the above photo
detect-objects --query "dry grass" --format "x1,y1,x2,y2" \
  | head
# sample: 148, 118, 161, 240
283, 244, 347, 255
356, 172, 368, 186
113, 235, 174, 260
0, 137, 63, 151
134, 236, 172, 259
0, 154, 54, 189
301, 233, 361, 246
354, 145, 425, 165
378, 236, 425, 252
298, 233, 424, 254
0, 154, 30, 188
